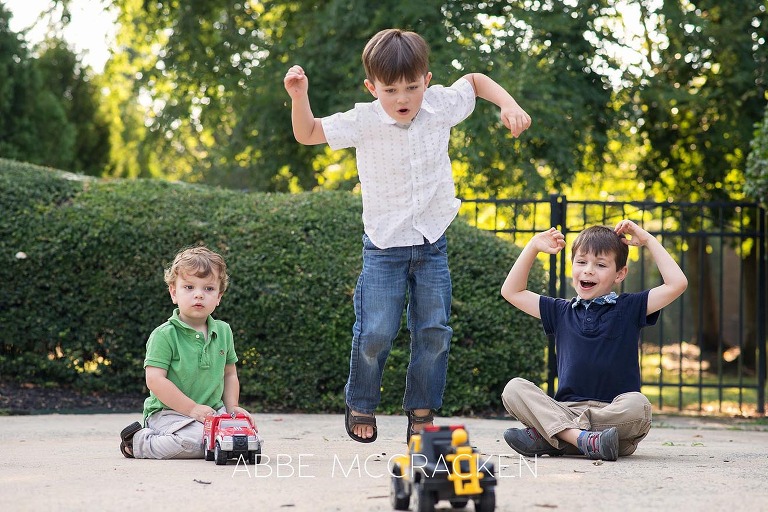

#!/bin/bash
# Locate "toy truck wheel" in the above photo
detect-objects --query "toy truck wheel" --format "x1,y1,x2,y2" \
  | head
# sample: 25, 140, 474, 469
389, 463, 410, 511
247, 448, 262, 465
474, 488, 496, 512
449, 498, 468, 509
214, 441, 228, 465
204, 437, 214, 461
412, 481, 435, 512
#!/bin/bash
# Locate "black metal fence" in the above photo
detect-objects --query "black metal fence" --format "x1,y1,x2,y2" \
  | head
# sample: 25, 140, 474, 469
460, 194, 767, 415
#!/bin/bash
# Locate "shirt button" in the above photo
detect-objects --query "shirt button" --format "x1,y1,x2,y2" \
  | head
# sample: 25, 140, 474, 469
586, 318, 592, 322
196, 334, 201, 338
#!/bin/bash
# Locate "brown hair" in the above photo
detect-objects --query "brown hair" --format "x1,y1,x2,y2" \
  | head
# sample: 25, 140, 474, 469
571, 225, 628, 270
164, 246, 229, 293
362, 29, 430, 85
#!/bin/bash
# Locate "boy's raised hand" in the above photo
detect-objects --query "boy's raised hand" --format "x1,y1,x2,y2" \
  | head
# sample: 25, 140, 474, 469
532, 227, 566, 254
284, 65, 309, 99
500, 103, 532, 138
615, 220, 652, 247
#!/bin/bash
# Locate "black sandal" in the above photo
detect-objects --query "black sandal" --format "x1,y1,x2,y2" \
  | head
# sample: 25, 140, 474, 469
406, 410, 434, 442
119, 421, 142, 458
345, 404, 377, 443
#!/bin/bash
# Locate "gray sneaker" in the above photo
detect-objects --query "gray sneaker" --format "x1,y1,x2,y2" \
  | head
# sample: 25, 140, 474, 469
578, 427, 619, 461
503, 427, 566, 457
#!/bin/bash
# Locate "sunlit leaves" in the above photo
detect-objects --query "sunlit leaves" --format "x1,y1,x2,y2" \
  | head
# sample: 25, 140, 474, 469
627, 0, 767, 203
745, 103, 768, 207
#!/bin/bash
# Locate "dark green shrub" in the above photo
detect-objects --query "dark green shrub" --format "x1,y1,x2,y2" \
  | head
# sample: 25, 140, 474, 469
0, 159, 547, 415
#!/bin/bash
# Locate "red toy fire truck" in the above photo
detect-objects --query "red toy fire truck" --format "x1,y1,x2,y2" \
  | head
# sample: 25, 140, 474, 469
203, 412, 262, 465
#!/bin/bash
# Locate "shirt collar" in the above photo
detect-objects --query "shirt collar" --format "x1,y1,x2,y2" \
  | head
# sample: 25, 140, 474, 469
372, 93, 435, 125
572, 291, 618, 309
168, 308, 218, 339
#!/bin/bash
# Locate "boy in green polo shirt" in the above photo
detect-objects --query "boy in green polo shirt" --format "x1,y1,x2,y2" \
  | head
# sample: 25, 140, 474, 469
119, 246, 254, 459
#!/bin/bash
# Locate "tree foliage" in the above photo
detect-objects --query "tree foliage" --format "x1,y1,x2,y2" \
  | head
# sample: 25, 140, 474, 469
0, 3, 110, 175
101, 0, 628, 195
626, 0, 768, 202
6, 1, 768, 201
618, 0, 768, 360
745, 103, 768, 207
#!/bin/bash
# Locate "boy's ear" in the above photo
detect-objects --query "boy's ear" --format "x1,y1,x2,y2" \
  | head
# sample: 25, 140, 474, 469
168, 284, 178, 304
614, 266, 628, 283
364, 79, 377, 98
424, 71, 432, 87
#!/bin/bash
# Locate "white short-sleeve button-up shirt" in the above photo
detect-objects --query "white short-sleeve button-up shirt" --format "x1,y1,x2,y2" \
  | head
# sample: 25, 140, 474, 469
321, 78, 476, 249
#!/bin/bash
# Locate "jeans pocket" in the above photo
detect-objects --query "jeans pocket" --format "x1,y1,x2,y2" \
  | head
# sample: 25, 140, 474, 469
363, 233, 381, 251
430, 234, 448, 256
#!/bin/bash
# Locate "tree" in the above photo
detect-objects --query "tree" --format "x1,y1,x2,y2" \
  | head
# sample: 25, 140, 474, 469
103, 0, 626, 194
36, 38, 111, 175
745, 103, 768, 207
0, 4, 70, 166
626, 0, 768, 364
0, 3, 110, 175
628, 0, 767, 202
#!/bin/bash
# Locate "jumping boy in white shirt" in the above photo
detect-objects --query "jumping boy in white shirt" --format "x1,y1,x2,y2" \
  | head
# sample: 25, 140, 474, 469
284, 28, 531, 443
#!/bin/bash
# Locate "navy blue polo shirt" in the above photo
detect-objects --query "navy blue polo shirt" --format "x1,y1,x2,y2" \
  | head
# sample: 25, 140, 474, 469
540, 290, 659, 403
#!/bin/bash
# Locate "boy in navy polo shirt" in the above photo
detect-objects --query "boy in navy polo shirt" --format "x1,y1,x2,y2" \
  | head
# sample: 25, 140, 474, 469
500, 220, 687, 460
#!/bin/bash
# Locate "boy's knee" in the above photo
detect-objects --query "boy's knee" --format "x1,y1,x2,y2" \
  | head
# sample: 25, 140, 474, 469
360, 336, 392, 359
169, 438, 204, 459
501, 377, 531, 412
619, 391, 651, 409
503, 377, 533, 396
615, 392, 652, 425
619, 430, 650, 457
611, 392, 652, 454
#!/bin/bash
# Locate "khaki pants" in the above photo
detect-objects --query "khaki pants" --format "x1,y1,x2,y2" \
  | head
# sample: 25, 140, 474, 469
132, 407, 225, 460
501, 377, 652, 457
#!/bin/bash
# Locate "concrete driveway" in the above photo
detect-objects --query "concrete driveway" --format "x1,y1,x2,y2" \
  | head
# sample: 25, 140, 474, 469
1, 412, 767, 511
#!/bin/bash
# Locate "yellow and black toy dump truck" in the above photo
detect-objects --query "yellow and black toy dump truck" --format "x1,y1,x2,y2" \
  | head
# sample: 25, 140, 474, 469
390, 425, 497, 512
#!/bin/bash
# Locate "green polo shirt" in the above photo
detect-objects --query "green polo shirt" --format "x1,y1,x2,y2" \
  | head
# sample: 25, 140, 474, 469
142, 309, 238, 423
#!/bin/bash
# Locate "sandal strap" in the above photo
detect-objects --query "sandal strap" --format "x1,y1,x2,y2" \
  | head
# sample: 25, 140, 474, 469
350, 414, 377, 427
408, 411, 434, 424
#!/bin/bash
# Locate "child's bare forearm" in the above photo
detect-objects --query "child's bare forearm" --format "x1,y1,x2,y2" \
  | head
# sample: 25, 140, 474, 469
622, 224, 687, 313
501, 228, 564, 318
501, 243, 538, 298
222, 366, 241, 412
462, 73, 531, 137
284, 64, 326, 145
615, 219, 687, 303
291, 97, 324, 145
647, 236, 688, 291
464, 73, 518, 109
501, 242, 545, 318
146, 370, 211, 420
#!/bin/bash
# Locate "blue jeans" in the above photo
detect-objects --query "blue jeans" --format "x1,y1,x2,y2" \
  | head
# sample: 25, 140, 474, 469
345, 233, 452, 415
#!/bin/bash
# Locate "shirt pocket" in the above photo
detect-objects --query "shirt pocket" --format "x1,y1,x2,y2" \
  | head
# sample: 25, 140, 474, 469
592, 308, 623, 341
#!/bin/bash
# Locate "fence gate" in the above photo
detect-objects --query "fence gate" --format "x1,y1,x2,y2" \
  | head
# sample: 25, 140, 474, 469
460, 194, 766, 415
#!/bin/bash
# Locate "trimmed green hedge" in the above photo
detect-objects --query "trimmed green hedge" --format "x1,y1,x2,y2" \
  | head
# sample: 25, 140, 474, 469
0, 158, 548, 415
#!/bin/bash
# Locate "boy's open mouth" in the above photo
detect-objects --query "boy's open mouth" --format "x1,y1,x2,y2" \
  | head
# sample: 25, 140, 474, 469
580, 280, 596, 289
